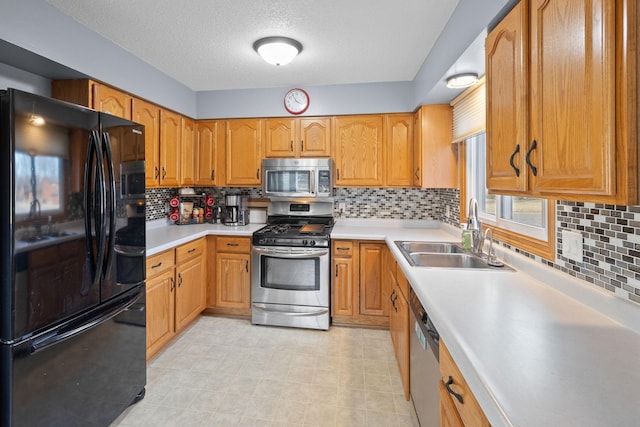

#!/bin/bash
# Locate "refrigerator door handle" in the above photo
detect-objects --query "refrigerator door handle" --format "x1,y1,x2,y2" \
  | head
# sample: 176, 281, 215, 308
101, 132, 117, 280
84, 131, 105, 288
29, 287, 142, 354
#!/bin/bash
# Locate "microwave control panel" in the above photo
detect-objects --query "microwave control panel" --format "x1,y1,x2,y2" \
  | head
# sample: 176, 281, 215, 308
318, 170, 331, 194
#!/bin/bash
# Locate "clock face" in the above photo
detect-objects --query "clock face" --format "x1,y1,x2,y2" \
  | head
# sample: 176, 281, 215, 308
284, 88, 310, 115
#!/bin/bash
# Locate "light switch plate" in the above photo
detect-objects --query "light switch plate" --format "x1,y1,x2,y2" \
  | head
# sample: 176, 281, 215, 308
562, 230, 583, 263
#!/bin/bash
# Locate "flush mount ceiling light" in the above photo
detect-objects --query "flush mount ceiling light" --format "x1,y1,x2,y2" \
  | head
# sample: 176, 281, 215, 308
253, 36, 303, 66
446, 73, 479, 89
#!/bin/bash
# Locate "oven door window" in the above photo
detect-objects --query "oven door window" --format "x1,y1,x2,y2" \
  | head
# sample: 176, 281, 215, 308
266, 170, 311, 194
261, 256, 320, 291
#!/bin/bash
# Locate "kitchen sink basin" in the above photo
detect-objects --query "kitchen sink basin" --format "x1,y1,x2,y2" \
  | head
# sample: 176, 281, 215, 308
396, 241, 465, 254
394, 240, 513, 270
408, 253, 491, 269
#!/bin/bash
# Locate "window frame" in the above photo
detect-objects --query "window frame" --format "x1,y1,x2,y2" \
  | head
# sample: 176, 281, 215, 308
15, 151, 66, 222
460, 139, 556, 260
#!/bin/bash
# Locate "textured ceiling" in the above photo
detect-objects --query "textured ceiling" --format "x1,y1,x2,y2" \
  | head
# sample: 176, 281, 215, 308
46, 0, 460, 91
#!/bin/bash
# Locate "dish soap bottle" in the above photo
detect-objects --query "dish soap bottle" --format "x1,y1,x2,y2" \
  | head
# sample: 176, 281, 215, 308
461, 225, 473, 250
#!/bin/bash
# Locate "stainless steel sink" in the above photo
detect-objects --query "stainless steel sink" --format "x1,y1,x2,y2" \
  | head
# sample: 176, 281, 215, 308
396, 241, 465, 254
408, 253, 491, 269
394, 240, 513, 270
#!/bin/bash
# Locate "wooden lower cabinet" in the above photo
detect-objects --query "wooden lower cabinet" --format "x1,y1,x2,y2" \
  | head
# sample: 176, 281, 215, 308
386, 246, 410, 400
145, 238, 206, 359
206, 236, 252, 317
440, 340, 491, 427
331, 240, 388, 327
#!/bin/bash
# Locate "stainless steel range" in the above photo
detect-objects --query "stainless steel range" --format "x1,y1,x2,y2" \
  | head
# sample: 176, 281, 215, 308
251, 198, 334, 330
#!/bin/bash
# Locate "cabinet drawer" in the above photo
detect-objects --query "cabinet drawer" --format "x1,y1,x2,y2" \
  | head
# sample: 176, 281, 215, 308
217, 236, 250, 253
176, 238, 205, 264
440, 341, 490, 427
147, 250, 175, 279
332, 240, 353, 257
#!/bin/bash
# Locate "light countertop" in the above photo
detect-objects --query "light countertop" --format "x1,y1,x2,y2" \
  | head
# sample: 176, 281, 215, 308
146, 217, 640, 426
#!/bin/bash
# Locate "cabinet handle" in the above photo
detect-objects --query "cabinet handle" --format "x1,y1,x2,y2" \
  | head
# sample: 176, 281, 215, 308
162, 167, 167, 179
178, 273, 183, 287
445, 376, 464, 404
509, 144, 521, 177
154, 166, 159, 179
256, 168, 260, 179
170, 277, 175, 292
389, 289, 395, 304
337, 169, 340, 180
188, 248, 196, 254
245, 261, 249, 272
414, 168, 419, 180
525, 140, 538, 176
301, 140, 304, 152
290, 140, 294, 152
335, 266, 339, 277
211, 169, 215, 181
151, 261, 162, 269
227, 243, 239, 247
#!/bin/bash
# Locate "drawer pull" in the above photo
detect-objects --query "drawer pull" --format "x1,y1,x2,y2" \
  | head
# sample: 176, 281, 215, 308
151, 261, 163, 269
227, 243, 239, 247
336, 247, 349, 251
188, 248, 196, 254
445, 376, 464, 404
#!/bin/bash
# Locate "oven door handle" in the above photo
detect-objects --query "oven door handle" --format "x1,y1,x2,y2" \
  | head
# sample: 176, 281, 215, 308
252, 247, 329, 258
252, 304, 329, 317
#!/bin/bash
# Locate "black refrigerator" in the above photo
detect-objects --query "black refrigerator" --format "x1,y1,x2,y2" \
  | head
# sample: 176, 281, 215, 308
0, 89, 147, 426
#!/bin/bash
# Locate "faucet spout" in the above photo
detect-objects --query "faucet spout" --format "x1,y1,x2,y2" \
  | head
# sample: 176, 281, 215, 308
467, 198, 483, 254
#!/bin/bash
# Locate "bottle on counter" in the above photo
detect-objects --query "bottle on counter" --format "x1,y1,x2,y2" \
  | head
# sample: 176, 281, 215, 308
461, 225, 473, 250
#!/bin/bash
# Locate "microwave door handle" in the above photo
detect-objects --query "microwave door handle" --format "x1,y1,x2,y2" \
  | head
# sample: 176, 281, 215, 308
310, 170, 315, 195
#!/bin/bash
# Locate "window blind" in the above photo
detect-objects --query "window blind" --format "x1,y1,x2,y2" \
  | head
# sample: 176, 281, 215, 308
450, 77, 485, 143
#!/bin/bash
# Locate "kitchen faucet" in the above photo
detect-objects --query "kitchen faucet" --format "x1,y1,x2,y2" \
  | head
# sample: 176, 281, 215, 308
484, 227, 504, 267
466, 198, 484, 255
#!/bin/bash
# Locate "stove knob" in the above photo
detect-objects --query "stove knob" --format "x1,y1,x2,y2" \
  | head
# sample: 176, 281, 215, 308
302, 239, 308, 246
310, 240, 316, 246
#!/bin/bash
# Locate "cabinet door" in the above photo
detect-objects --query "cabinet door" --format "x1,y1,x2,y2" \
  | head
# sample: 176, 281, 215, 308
385, 114, 414, 187
300, 117, 331, 157
265, 118, 296, 157
175, 255, 206, 332
195, 120, 220, 186
225, 119, 263, 186
215, 253, 250, 309
180, 117, 196, 186
332, 256, 355, 317
440, 380, 465, 427
93, 83, 131, 119
395, 282, 410, 400
359, 243, 387, 317
146, 269, 175, 358
529, 0, 615, 196
333, 115, 384, 186
414, 105, 456, 188
133, 98, 161, 187
159, 109, 181, 187
485, 1, 528, 192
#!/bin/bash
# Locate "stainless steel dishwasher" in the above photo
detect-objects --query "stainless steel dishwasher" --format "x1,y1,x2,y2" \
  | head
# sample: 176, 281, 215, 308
409, 288, 441, 427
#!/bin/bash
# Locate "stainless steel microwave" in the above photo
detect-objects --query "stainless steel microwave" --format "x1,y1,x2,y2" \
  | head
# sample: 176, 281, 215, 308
262, 158, 332, 198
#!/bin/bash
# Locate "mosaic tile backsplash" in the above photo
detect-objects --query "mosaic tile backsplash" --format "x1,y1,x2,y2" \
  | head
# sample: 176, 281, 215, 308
145, 187, 639, 307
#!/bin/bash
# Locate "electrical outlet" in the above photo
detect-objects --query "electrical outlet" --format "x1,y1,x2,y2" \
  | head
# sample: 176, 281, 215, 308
338, 202, 346, 213
445, 205, 451, 217
562, 230, 583, 263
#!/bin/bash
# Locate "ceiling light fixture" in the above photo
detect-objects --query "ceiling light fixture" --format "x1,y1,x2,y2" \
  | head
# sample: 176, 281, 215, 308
446, 73, 479, 89
253, 36, 303, 66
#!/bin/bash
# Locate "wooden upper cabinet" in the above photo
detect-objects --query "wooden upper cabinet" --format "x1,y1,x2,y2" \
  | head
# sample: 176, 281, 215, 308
299, 117, 331, 157
265, 117, 331, 158
385, 114, 414, 187
132, 98, 161, 187
413, 105, 457, 188
225, 119, 263, 186
528, 0, 615, 197
333, 115, 384, 187
265, 118, 297, 157
180, 117, 196, 187
486, 0, 638, 204
159, 109, 181, 187
485, 0, 528, 193
93, 84, 131, 119
195, 120, 221, 186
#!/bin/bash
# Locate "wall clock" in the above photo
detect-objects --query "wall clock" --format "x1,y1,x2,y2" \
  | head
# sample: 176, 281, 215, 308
284, 88, 310, 115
